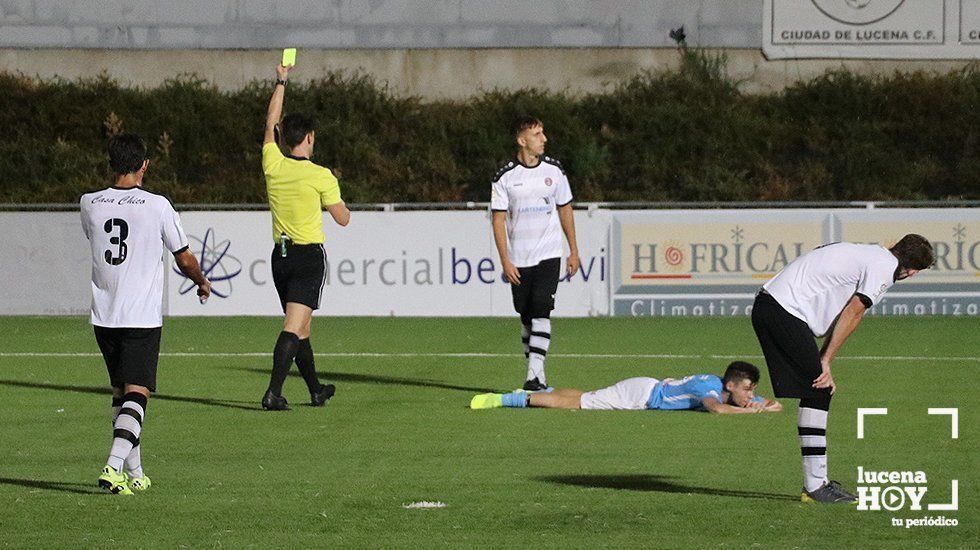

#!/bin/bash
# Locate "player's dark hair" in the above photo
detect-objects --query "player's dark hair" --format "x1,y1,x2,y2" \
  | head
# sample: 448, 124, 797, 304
106, 134, 147, 175
890, 234, 934, 271
723, 361, 760, 386
281, 113, 315, 148
511, 115, 543, 138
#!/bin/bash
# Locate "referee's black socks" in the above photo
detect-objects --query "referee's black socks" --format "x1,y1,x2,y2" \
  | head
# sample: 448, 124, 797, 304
295, 338, 322, 393
269, 331, 300, 397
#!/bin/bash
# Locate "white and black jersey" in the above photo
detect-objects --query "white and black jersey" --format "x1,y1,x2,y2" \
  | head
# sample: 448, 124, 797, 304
490, 156, 573, 268
80, 186, 189, 328
763, 242, 898, 337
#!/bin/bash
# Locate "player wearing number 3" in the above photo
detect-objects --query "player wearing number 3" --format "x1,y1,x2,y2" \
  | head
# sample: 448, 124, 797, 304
80, 134, 210, 495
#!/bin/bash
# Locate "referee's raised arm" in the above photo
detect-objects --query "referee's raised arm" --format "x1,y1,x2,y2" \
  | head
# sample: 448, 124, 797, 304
264, 64, 291, 146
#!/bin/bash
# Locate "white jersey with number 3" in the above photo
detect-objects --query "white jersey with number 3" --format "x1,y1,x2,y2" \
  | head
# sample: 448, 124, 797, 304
80, 187, 189, 328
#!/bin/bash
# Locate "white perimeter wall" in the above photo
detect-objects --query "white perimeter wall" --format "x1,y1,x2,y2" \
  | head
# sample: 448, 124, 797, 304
4, 208, 977, 318
0, 210, 609, 317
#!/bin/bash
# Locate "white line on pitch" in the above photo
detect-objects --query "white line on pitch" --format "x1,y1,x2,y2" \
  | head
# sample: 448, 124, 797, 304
0, 352, 977, 362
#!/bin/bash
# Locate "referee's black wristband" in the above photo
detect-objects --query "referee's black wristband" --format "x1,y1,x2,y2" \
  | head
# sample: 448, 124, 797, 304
275, 78, 287, 87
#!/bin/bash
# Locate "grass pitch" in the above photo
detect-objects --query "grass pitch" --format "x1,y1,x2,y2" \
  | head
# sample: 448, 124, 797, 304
0, 316, 976, 548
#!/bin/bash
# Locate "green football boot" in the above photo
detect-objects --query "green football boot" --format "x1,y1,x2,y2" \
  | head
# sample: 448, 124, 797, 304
128, 475, 152, 492
470, 393, 504, 409
98, 465, 133, 495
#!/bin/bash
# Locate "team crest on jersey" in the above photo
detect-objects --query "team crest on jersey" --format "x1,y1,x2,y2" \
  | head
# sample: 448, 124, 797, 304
545, 177, 553, 186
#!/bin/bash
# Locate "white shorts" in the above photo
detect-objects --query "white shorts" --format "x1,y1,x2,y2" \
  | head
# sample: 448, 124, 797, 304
580, 377, 659, 410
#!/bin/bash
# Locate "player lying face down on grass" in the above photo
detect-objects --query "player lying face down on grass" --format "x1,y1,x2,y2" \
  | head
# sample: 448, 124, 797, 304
471, 362, 781, 414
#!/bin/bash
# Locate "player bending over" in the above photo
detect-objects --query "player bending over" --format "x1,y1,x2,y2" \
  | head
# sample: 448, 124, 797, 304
471, 361, 781, 414
752, 235, 934, 504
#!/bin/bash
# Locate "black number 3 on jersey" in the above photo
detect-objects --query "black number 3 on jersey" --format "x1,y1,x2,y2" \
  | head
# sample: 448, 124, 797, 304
104, 218, 129, 265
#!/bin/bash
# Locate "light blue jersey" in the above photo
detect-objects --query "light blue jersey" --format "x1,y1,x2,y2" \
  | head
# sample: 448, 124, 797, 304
646, 374, 723, 410
645, 374, 765, 410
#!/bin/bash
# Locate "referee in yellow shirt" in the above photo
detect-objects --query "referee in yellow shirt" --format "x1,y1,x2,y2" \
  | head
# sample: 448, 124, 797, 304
260, 62, 350, 411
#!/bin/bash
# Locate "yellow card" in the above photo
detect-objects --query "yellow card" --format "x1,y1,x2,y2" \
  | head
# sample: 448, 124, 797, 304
281, 48, 297, 67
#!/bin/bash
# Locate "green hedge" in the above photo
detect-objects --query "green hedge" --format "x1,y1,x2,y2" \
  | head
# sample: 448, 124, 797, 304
1, 49, 978, 204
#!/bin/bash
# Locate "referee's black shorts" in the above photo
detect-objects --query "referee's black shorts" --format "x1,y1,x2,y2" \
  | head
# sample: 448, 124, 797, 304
94, 326, 162, 392
511, 257, 561, 324
751, 291, 829, 399
271, 242, 327, 312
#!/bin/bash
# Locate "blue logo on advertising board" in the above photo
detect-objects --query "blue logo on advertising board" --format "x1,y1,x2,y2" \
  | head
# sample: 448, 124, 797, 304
173, 228, 242, 299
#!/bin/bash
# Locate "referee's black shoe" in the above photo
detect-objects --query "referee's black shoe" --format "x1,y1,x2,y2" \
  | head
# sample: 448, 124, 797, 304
261, 389, 290, 411
311, 384, 336, 407
522, 377, 549, 392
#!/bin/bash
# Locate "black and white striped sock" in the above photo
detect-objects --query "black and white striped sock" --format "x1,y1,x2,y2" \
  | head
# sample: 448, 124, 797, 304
520, 323, 531, 359
107, 392, 146, 472
526, 318, 551, 385
110, 395, 143, 478
799, 396, 830, 492
124, 443, 144, 479
110, 396, 123, 426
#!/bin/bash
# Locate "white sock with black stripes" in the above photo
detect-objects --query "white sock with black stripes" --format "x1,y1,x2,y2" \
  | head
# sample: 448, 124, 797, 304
125, 443, 144, 479
106, 393, 146, 472
526, 318, 551, 385
110, 396, 123, 427
520, 323, 531, 358
799, 405, 829, 492
109, 395, 144, 477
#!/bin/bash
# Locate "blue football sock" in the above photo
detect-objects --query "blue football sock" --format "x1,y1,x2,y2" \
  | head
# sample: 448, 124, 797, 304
501, 391, 528, 408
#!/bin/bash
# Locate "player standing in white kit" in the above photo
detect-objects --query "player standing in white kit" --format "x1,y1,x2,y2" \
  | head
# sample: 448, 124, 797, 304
80, 133, 210, 495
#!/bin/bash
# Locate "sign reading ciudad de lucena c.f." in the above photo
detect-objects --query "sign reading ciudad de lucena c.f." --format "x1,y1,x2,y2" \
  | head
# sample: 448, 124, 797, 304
764, 0, 980, 59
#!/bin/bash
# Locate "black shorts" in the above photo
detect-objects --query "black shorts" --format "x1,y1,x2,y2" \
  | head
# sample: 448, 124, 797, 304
751, 291, 829, 399
511, 257, 561, 323
94, 326, 162, 392
271, 243, 326, 312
